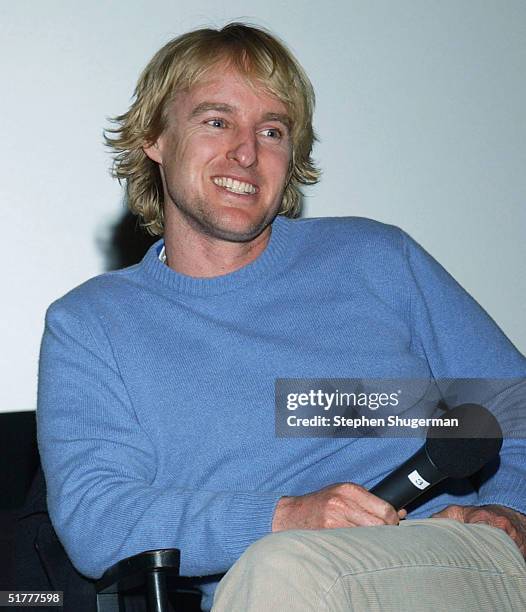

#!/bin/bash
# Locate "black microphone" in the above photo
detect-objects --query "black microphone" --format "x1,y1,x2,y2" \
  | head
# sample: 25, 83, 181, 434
370, 403, 503, 510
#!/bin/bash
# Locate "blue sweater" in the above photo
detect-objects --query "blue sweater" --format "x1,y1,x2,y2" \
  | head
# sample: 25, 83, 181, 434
37, 216, 526, 609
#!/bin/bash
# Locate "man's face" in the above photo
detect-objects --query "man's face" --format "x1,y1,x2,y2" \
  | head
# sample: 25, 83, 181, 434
145, 67, 293, 243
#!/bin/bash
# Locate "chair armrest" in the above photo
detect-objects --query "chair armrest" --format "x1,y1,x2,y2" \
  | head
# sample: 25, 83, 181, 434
96, 548, 181, 595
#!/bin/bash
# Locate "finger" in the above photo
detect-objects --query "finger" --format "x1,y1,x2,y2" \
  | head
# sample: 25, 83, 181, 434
398, 509, 407, 520
358, 491, 401, 524
352, 497, 402, 526
337, 484, 400, 524
343, 503, 395, 527
431, 505, 465, 521
465, 509, 513, 532
431, 509, 451, 519
460, 509, 526, 554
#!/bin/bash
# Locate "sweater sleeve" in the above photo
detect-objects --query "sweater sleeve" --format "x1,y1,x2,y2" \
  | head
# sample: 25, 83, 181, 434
37, 303, 281, 579
400, 229, 526, 515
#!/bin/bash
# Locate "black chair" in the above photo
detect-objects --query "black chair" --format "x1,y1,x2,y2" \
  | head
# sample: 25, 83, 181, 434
15, 467, 202, 612
0, 411, 39, 592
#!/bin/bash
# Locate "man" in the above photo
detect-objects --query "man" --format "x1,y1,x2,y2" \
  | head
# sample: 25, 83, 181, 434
38, 23, 526, 610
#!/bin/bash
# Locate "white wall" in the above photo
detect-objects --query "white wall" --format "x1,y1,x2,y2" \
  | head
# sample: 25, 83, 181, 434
1, 1, 525, 413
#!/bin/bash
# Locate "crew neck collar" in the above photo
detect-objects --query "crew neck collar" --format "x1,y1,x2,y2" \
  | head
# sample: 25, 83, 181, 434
140, 215, 294, 296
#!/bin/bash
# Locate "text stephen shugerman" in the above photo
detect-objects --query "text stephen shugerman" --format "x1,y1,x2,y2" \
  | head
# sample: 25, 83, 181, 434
286, 414, 459, 429
285, 389, 400, 411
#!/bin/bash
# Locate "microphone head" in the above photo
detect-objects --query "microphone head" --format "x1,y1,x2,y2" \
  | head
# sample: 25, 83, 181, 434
426, 403, 503, 479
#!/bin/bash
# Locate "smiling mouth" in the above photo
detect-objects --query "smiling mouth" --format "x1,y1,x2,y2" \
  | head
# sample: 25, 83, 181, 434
212, 176, 258, 195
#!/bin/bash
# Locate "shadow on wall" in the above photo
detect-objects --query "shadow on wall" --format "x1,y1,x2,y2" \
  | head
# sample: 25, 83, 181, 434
101, 208, 158, 271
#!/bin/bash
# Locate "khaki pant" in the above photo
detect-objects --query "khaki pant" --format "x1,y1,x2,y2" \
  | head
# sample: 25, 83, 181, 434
212, 519, 526, 611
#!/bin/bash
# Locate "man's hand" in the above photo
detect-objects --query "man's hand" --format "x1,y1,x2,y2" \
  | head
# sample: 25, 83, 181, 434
432, 504, 526, 557
272, 483, 407, 532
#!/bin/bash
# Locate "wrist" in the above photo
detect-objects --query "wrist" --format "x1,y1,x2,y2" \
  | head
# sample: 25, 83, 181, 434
272, 496, 295, 532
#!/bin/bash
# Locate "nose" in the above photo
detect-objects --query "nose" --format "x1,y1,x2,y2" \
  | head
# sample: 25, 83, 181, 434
226, 129, 258, 168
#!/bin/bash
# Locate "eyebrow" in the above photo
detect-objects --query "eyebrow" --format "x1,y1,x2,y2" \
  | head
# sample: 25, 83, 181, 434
262, 112, 291, 131
189, 102, 234, 118
189, 102, 291, 131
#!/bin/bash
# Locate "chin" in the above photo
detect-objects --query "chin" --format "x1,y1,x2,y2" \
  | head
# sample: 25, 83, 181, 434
207, 222, 269, 243
204, 207, 274, 243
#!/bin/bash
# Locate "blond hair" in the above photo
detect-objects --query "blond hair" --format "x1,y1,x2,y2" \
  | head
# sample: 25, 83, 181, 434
105, 22, 321, 235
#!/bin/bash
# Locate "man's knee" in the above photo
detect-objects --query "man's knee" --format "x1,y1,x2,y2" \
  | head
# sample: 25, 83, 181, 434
238, 530, 320, 576
213, 530, 341, 611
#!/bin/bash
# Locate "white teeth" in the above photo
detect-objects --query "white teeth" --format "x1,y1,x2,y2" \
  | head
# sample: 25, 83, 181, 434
212, 177, 257, 194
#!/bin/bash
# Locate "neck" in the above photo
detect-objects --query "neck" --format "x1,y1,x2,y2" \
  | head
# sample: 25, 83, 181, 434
163, 213, 272, 278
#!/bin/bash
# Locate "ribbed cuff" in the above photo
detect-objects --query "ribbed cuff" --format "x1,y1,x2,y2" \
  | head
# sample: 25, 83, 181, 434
478, 472, 526, 516
221, 492, 283, 560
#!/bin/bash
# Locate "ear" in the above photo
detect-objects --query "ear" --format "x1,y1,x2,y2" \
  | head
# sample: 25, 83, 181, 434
143, 139, 163, 164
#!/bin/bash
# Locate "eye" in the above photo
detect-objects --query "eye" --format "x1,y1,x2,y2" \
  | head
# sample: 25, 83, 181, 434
260, 128, 282, 140
206, 118, 226, 128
